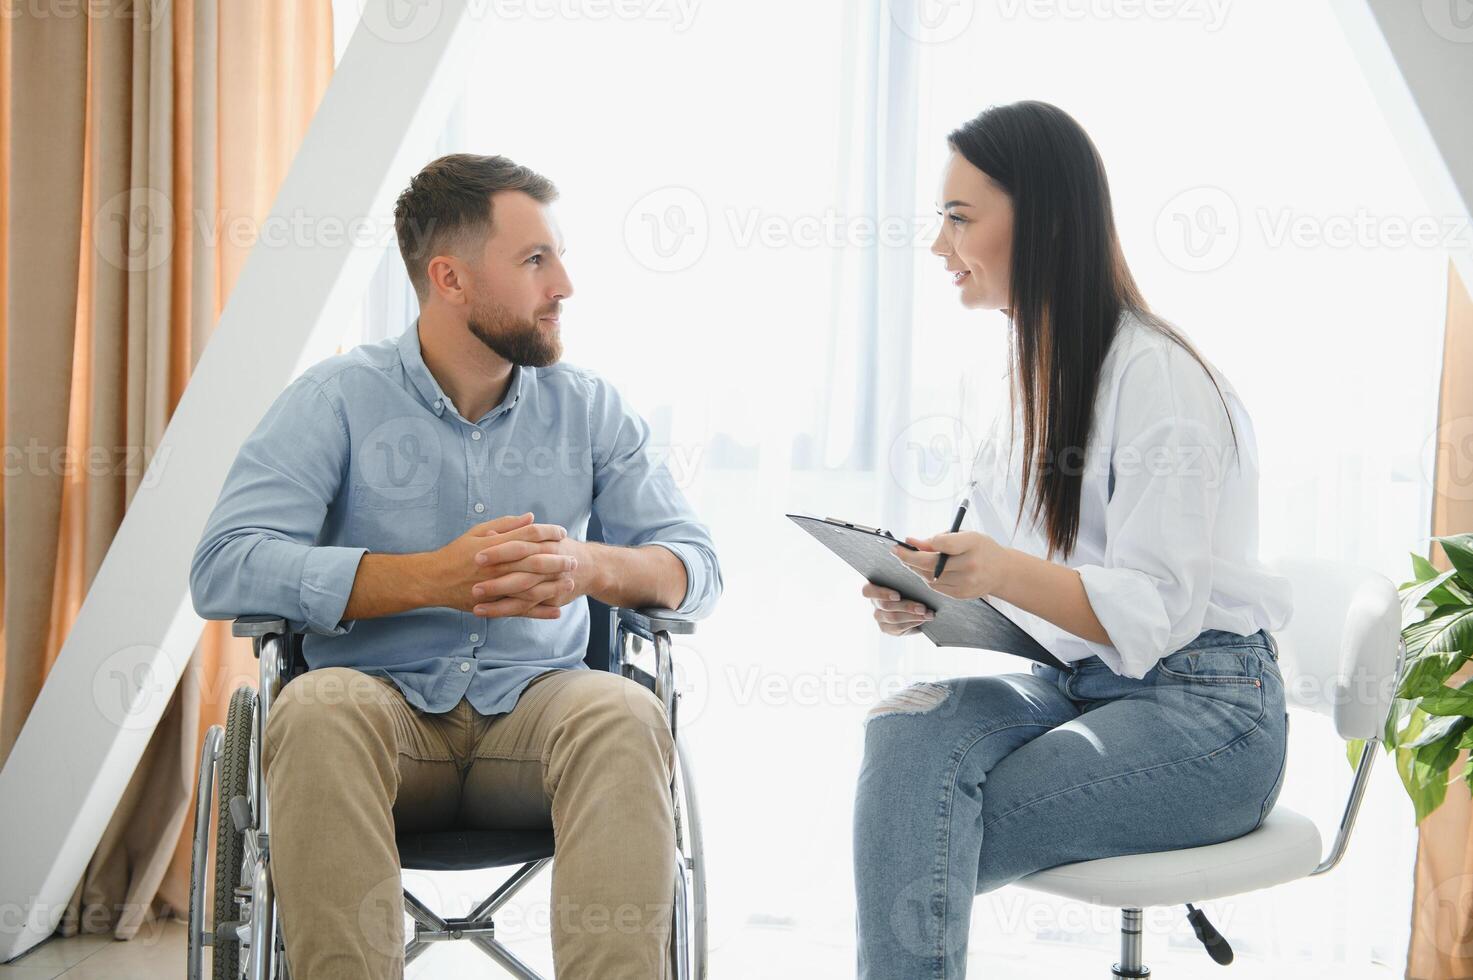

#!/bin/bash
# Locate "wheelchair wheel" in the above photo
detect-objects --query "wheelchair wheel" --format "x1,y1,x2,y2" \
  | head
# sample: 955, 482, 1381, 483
671, 726, 707, 980
213, 686, 257, 980
188, 723, 223, 980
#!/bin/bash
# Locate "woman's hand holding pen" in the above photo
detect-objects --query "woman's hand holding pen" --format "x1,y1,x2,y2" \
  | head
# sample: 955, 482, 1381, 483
892, 531, 1011, 601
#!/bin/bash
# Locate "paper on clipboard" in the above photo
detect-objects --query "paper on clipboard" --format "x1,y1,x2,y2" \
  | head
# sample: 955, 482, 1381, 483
786, 512, 1071, 671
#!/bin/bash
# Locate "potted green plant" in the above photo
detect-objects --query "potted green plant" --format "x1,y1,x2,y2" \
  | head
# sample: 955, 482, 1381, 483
1349, 532, 1473, 822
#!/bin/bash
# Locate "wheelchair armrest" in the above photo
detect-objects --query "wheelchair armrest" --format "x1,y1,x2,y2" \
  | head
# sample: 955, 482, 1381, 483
232, 614, 292, 638
617, 606, 697, 641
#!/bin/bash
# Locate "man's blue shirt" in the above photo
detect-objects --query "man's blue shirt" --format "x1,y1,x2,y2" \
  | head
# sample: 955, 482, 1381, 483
190, 319, 721, 715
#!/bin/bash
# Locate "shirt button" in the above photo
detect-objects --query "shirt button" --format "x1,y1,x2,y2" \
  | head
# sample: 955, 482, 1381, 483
459, 662, 470, 672
469, 633, 479, 643
474, 503, 485, 513
471, 430, 482, 441
434, 399, 443, 410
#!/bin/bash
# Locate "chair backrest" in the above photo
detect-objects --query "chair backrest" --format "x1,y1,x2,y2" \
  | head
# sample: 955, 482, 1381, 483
583, 513, 617, 673
1263, 556, 1402, 741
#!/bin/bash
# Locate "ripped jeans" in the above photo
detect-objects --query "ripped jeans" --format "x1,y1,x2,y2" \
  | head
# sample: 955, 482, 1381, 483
853, 628, 1288, 979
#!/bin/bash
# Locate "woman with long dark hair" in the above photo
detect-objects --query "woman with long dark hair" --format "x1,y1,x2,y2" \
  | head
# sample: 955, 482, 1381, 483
853, 101, 1294, 977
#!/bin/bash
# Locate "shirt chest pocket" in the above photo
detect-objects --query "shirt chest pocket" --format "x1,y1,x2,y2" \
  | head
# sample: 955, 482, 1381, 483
349, 482, 442, 551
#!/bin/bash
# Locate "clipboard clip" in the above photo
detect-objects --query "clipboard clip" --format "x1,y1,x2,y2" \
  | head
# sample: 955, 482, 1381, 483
824, 517, 898, 541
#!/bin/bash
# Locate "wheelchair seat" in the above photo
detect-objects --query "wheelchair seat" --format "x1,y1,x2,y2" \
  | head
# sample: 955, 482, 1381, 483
278, 630, 563, 876
272, 598, 653, 882
397, 828, 556, 873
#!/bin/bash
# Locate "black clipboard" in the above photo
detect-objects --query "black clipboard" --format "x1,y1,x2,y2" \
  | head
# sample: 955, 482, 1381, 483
786, 513, 1071, 671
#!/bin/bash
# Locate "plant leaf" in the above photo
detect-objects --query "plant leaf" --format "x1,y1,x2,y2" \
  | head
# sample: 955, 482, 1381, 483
1435, 533, 1473, 589
1386, 697, 1420, 745
1412, 551, 1441, 582
1404, 551, 1473, 604
1397, 743, 1449, 824
1397, 608, 1473, 699
1399, 655, 1461, 700
1380, 543, 1473, 824
1418, 687, 1473, 717
1388, 708, 1452, 823
1407, 713, 1473, 747
1401, 568, 1462, 625
1416, 734, 1463, 774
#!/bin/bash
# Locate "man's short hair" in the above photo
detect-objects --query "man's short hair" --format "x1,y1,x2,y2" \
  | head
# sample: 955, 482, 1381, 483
393, 153, 558, 300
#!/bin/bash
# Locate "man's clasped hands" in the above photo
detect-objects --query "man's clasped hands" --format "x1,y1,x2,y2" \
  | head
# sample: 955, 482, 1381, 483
431, 512, 589, 620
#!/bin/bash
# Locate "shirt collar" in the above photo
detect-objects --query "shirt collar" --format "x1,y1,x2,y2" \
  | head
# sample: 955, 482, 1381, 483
397, 316, 525, 423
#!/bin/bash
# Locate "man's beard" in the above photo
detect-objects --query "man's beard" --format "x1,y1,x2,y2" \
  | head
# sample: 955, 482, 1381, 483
466, 297, 562, 367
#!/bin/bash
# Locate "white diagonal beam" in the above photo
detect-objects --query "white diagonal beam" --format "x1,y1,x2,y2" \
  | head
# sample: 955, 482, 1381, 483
1332, 0, 1473, 294
0, 1, 485, 960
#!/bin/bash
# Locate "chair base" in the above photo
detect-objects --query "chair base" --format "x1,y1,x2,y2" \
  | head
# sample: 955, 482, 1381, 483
1107, 903, 1235, 977
403, 858, 549, 978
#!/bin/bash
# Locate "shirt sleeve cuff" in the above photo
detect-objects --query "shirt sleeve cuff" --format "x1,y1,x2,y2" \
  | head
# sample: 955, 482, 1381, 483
1076, 563, 1172, 679
646, 541, 707, 618
299, 546, 368, 635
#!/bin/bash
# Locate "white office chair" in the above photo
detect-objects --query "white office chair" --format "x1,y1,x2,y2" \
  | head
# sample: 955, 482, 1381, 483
1014, 557, 1404, 978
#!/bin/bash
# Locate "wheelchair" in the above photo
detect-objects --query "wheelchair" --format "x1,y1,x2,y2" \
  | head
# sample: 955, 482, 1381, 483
186, 592, 706, 980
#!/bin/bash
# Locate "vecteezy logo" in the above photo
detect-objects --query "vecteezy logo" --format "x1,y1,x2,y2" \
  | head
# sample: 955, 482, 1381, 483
890, 0, 975, 44
888, 414, 979, 503
93, 644, 184, 732
94, 187, 174, 273
1423, 0, 1473, 42
623, 187, 709, 273
619, 637, 710, 734
1424, 414, 1473, 502
356, 416, 442, 502
357, 0, 444, 44
1155, 185, 1240, 273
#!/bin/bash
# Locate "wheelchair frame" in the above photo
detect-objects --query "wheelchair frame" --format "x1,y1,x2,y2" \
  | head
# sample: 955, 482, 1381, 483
186, 605, 706, 980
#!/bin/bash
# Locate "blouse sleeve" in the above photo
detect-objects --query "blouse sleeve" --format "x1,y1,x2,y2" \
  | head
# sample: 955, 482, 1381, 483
1073, 343, 1237, 679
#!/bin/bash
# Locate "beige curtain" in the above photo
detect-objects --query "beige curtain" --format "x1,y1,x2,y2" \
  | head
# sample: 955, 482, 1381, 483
0, 0, 333, 942
1407, 261, 1473, 978
0, 0, 12, 743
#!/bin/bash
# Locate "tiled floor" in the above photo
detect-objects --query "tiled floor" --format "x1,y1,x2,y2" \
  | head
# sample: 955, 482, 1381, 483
0, 919, 187, 979
0, 918, 1405, 980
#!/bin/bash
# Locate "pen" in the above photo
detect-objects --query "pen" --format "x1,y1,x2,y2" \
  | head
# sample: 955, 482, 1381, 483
932, 480, 976, 579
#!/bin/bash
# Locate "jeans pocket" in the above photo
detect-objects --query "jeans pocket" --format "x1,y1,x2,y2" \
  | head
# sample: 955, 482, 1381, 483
1155, 646, 1263, 685
1151, 647, 1268, 728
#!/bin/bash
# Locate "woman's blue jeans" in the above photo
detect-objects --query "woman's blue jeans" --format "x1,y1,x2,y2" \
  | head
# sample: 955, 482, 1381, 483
853, 627, 1289, 979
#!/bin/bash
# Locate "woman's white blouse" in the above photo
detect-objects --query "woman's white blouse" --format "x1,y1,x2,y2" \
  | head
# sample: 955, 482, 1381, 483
968, 310, 1294, 679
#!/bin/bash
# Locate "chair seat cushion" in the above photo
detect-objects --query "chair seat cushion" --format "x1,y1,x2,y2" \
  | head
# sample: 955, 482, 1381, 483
397, 829, 555, 872
1013, 807, 1323, 907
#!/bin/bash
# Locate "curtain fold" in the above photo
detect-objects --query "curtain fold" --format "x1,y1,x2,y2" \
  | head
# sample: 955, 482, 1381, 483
0, 0, 333, 942
1406, 261, 1473, 979
0, 0, 11, 717
0, 0, 88, 771
57, 0, 180, 939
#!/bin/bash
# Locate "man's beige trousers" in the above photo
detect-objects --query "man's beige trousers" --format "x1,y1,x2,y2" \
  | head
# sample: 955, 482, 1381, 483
260, 665, 676, 979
